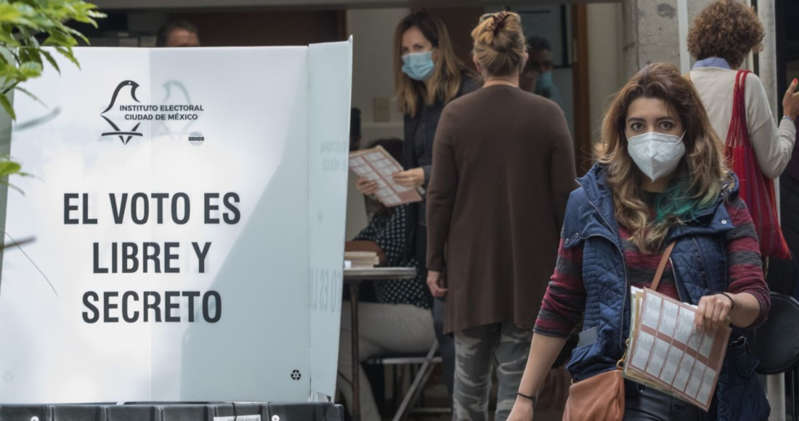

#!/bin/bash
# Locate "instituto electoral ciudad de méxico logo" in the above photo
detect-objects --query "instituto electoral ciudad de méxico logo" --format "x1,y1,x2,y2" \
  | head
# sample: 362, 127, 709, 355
101, 80, 143, 145
100, 79, 206, 145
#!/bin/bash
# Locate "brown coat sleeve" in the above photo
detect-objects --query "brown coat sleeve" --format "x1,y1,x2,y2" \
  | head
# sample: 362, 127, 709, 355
548, 106, 577, 230
426, 105, 458, 272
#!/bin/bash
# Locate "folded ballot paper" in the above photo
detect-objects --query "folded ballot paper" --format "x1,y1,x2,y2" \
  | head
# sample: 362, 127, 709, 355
349, 146, 422, 207
625, 287, 731, 411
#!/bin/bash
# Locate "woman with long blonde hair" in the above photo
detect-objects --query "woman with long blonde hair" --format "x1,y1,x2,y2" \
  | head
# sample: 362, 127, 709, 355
353, 9, 479, 403
508, 63, 770, 420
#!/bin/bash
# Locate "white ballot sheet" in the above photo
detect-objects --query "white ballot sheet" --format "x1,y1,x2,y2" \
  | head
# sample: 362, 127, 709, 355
624, 288, 731, 411
349, 146, 422, 207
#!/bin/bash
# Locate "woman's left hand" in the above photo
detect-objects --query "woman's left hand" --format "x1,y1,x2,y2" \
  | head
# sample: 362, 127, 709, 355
427, 270, 448, 297
695, 293, 734, 331
393, 168, 425, 188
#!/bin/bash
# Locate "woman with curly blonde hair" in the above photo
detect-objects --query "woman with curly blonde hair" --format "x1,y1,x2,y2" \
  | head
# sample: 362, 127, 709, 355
508, 63, 771, 420
688, 0, 799, 259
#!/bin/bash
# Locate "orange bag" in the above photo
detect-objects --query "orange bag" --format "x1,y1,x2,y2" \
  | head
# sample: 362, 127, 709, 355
562, 367, 625, 421
562, 242, 676, 420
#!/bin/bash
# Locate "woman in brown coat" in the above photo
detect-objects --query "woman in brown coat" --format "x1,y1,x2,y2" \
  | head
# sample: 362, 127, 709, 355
425, 11, 576, 421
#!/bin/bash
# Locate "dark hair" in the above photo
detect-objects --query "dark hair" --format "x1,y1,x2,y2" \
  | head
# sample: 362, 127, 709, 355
687, 0, 764, 68
156, 20, 199, 47
527, 36, 551, 53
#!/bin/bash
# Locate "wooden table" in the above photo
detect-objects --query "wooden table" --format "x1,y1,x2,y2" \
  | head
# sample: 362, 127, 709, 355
343, 267, 417, 421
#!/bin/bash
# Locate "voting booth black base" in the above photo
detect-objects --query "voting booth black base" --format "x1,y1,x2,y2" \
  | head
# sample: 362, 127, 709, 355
0, 402, 344, 421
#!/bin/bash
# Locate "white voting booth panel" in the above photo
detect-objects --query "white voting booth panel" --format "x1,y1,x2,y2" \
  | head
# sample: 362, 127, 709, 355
0, 41, 351, 403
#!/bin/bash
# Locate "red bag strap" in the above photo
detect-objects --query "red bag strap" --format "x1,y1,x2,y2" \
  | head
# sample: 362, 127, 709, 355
727, 70, 751, 148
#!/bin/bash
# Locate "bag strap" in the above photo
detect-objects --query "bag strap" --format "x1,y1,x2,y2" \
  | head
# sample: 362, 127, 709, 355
619, 242, 677, 368
734, 70, 749, 122
727, 70, 751, 149
650, 242, 677, 292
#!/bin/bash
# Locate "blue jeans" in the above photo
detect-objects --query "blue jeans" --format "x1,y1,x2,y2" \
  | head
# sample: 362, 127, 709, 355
433, 297, 454, 396
415, 224, 455, 397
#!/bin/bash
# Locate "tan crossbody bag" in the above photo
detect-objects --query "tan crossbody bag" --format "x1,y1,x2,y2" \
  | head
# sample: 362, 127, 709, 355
562, 242, 676, 421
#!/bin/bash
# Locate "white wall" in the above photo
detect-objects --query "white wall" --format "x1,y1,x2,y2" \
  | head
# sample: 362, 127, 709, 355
587, 3, 624, 143
347, 8, 408, 144
347, 4, 627, 153
344, 9, 409, 239
757, 0, 778, 117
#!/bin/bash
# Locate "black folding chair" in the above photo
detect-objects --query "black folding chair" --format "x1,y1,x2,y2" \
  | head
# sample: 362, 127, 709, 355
752, 292, 799, 420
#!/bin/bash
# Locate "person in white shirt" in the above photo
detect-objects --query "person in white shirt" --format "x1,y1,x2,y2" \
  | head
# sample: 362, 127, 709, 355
687, 0, 799, 179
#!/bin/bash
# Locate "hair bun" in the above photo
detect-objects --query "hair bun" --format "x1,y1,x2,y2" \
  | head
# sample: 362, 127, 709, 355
471, 11, 525, 77
491, 12, 511, 35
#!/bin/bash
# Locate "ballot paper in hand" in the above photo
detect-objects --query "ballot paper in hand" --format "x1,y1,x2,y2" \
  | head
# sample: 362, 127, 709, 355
625, 287, 731, 411
349, 146, 422, 207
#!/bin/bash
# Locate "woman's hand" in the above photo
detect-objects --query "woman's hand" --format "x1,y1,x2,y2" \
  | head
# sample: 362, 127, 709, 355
355, 177, 379, 196
695, 293, 734, 331
393, 168, 425, 188
783, 78, 799, 120
426, 270, 448, 297
507, 396, 534, 421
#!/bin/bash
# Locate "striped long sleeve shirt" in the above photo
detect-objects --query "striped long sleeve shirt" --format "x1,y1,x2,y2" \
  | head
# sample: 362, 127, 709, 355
534, 195, 771, 338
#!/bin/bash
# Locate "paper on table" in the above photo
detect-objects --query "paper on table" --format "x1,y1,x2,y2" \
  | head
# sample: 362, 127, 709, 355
349, 145, 422, 207
624, 287, 731, 411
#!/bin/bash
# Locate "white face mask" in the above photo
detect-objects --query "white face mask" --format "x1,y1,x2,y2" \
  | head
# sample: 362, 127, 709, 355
626, 131, 686, 182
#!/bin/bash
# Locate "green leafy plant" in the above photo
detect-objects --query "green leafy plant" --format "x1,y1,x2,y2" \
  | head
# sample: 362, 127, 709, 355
0, 0, 104, 248
0, 0, 104, 118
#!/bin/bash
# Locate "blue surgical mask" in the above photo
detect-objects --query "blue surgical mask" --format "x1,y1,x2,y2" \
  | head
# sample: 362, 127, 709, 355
402, 51, 434, 81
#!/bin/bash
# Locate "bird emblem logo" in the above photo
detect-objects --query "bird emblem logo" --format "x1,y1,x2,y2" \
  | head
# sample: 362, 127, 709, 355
100, 80, 143, 145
